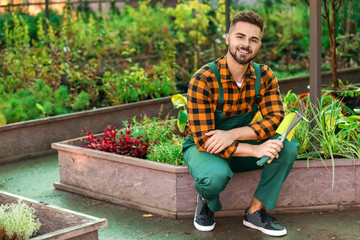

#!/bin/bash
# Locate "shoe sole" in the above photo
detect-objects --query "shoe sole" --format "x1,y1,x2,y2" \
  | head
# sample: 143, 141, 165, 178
194, 219, 215, 232
243, 220, 287, 237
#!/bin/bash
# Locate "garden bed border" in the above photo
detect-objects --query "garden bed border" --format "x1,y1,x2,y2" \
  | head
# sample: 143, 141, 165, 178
52, 137, 360, 219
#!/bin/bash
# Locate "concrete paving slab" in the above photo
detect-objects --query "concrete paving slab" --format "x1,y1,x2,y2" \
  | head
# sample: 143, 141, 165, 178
0, 155, 359, 240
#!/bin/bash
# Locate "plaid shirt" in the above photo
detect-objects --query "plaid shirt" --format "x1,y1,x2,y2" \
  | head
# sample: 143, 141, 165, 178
185, 56, 284, 158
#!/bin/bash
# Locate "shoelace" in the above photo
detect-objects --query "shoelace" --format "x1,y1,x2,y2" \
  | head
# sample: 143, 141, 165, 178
200, 203, 214, 220
259, 209, 276, 223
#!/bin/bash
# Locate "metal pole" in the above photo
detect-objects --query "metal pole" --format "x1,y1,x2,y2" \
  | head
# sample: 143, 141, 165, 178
45, 0, 49, 19
225, 0, 230, 33
309, 0, 322, 110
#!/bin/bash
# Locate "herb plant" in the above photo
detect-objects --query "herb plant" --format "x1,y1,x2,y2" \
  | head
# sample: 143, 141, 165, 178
147, 137, 185, 166
127, 115, 175, 143
0, 201, 41, 240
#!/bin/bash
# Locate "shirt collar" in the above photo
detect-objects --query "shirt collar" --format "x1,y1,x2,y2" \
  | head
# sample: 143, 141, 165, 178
219, 56, 257, 83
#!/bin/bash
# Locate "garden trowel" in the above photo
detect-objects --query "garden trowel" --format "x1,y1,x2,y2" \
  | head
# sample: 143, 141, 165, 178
256, 111, 309, 166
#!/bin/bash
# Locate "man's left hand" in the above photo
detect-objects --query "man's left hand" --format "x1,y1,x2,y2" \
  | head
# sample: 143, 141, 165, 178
204, 130, 235, 154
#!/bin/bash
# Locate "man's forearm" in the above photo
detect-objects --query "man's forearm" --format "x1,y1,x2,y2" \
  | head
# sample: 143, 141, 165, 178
232, 142, 257, 157
230, 126, 258, 141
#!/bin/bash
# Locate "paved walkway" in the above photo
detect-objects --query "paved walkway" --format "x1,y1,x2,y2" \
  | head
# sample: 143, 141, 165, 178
0, 154, 359, 240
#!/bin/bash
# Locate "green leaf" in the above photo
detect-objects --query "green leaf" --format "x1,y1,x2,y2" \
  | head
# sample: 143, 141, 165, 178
177, 110, 188, 132
171, 94, 187, 109
36, 103, 45, 115
347, 115, 360, 123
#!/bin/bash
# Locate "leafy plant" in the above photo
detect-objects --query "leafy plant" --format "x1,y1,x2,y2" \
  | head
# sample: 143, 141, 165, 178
282, 91, 360, 163
147, 137, 185, 166
128, 115, 175, 143
126, 116, 185, 165
0, 200, 41, 240
171, 94, 188, 132
337, 115, 360, 146
81, 125, 151, 159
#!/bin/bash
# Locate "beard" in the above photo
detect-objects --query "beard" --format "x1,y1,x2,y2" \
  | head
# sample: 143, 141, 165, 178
228, 41, 257, 65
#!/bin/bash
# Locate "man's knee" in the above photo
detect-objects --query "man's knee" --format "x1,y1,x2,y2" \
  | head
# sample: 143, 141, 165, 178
279, 139, 299, 164
195, 170, 232, 195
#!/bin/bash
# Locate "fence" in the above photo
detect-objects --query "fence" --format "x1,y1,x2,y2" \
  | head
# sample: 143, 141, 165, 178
0, 0, 129, 15
0, 0, 182, 16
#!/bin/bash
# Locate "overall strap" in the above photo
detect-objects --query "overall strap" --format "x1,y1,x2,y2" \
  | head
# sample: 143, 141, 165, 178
208, 62, 224, 110
252, 62, 262, 108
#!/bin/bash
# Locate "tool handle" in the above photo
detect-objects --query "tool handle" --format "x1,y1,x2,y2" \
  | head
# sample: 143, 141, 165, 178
256, 136, 283, 166
256, 156, 270, 166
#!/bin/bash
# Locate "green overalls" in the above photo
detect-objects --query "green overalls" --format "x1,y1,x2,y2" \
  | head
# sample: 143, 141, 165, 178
183, 61, 299, 212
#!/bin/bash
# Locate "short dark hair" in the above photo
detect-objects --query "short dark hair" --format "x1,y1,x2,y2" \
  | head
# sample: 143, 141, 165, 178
229, 10, 264, 33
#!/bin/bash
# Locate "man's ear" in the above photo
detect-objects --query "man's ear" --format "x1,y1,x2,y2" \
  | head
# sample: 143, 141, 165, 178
225, 33, 230, 46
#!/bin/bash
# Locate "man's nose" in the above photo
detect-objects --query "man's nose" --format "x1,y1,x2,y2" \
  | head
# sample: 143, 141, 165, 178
240, 38, 250, 47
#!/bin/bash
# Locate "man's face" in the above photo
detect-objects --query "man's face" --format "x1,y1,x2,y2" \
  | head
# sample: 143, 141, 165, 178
226, 21, 262, 65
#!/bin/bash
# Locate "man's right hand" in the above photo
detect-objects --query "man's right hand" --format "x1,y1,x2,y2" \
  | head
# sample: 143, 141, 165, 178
253, 139, 283, 164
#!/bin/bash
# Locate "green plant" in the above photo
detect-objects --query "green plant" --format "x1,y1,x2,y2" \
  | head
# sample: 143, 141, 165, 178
171, 94, 188, 132
282, 91, 360, 163
0, 200, 41, 240
128, 115, 175, 143
289, 93, 360, 187
337, 115, 360, 146
122, 115, 186, 165
147, 137, 185, 166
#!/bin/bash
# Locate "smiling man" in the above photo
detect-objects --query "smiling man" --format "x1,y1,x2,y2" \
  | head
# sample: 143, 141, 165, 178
182, 10, 299, 237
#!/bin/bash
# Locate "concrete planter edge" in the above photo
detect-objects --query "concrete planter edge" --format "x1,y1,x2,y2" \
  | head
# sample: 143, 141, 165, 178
52, 137, 360, 219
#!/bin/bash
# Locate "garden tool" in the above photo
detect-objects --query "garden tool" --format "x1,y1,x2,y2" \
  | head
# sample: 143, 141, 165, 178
256, 110, 309, 166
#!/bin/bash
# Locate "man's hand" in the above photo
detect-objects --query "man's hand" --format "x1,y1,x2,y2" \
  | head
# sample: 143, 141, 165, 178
204, 130, 236, 154
253, 139, 283, 164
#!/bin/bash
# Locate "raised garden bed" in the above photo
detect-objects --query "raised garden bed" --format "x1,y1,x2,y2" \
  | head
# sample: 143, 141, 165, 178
0, 96, 176, 164
2, 67, 359, 165
52, 136, 360, 219
0, 190, 107, 240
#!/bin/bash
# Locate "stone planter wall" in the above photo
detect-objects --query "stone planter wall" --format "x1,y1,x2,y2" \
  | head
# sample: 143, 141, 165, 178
52, 138, 360, 219
278, 67, 360, 94
0, 191, 107, 240
0, 96, 176, 164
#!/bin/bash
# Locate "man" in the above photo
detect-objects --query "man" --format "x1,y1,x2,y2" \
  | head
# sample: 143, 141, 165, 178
182, 10, 299, 237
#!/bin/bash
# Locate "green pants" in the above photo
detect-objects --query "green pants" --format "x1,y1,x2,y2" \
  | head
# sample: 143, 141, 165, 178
183, 134, 299, 212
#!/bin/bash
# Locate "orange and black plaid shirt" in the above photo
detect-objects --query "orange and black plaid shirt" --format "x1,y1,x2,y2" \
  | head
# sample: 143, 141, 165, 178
185, 56, 284, 158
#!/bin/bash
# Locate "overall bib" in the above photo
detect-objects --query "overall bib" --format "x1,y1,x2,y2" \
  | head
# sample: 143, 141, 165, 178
183, 61, 299, 212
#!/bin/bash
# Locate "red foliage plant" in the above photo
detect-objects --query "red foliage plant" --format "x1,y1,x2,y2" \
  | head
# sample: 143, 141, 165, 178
81, 125, 150, 159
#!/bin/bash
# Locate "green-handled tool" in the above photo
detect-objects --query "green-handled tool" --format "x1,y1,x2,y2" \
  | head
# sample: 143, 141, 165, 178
256, 111, 309, 166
